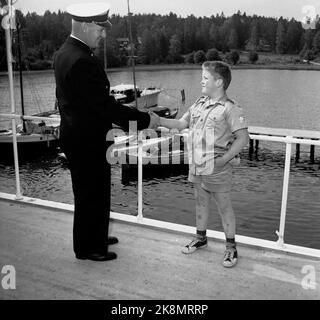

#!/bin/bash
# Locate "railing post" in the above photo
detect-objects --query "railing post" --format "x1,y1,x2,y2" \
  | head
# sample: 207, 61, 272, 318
11, 117, 23, 200
276, 136, 292, 246
137, 131, 143, 219
5, 26, 23, 200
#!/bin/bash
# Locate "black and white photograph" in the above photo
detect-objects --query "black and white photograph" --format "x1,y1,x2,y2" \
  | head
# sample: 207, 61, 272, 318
0, 0, 319, 307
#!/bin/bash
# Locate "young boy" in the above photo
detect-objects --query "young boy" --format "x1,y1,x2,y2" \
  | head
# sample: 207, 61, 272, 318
158, 61, 249, 267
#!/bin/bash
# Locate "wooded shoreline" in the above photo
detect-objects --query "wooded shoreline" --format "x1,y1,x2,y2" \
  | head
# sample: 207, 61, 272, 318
1, 62, 320, 77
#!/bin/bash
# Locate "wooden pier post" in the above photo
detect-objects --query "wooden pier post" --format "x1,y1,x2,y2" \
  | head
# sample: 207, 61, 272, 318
249, 139, 254, 160
295, 144, 300, 163
310, 144, 315, 164
255, 140, 259, 154
181, 89, 185, 102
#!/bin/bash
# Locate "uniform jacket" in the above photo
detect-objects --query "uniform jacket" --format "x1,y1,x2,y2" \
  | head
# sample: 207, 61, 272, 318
54, 36, 150, 149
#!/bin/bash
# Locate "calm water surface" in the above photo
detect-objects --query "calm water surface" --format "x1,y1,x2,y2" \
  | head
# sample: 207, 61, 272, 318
0, 69, 319, 249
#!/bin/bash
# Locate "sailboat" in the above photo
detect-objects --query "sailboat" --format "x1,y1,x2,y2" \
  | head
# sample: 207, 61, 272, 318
0, 18, 60, 151
109, 1, 179, 119
109, 84, 178, 118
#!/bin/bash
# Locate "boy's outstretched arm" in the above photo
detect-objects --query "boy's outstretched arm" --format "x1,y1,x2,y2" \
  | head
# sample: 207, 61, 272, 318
215, 128, 250, 167
159, 117, 189, 131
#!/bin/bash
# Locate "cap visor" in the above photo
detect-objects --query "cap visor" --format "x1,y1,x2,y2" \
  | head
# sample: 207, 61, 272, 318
95, 20, 112, 28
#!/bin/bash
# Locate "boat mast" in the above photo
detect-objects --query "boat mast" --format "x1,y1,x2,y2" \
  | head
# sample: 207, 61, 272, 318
127, 0, 138, 109
16, 21, 26, 132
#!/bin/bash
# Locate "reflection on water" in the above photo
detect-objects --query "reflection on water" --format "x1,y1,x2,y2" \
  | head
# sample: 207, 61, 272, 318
0, 146, 319, 250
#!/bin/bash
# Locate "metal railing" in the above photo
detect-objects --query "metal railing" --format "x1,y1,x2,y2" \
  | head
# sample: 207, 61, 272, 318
0, 113, 320, 258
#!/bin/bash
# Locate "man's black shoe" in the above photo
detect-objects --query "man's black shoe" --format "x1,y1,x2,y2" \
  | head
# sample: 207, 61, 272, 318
75, 252, 117, 261
108, 236, 119, 245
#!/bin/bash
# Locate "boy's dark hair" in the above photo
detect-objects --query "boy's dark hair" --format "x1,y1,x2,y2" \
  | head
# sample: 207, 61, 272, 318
202, 61, 232, 90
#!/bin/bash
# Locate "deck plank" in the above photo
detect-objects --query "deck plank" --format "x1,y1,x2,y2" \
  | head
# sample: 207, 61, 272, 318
0, 200, 319, 300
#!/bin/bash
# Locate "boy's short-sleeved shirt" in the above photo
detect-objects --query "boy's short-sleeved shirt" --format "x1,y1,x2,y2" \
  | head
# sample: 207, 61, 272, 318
180, 95, 248, 175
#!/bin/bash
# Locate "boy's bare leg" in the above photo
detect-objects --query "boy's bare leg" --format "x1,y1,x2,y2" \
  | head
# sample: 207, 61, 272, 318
212, 191, 238, 267
181, 183, 209, 254
212, 192, 235, 238
195, 183, 211, 232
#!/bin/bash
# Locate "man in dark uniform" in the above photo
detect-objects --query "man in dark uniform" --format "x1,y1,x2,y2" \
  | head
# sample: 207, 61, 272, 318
54, 2, 159, 262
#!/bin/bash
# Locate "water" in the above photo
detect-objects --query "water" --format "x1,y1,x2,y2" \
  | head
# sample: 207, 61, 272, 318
1, 69, 320, 131
107, 68, 320, 131
0, 69, 320, 249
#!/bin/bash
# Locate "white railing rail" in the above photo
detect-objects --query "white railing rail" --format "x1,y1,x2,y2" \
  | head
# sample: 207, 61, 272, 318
0, 112, 320, 258
0, 113, 60, 123
248, 134, 320, 250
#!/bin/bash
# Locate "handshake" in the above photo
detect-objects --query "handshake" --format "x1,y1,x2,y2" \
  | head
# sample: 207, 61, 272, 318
148, 111, 161, 130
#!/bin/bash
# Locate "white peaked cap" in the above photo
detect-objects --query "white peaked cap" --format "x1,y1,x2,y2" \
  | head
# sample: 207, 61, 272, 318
66, 2, 112, 27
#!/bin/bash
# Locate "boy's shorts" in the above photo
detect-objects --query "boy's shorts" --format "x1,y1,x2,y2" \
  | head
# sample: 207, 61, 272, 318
188, 163, 233, 193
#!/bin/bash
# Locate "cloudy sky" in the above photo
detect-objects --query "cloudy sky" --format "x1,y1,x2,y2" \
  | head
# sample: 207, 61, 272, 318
14, 0, 320, 20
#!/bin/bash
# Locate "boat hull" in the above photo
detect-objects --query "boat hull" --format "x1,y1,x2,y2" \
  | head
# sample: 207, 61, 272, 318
0, 130, 60, 160
137, 90, 162, 108
110, 84, 162, 109
0, 131, 58, 144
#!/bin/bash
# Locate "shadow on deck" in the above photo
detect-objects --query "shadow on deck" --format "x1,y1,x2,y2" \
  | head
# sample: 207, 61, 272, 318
0, 199, 319, 300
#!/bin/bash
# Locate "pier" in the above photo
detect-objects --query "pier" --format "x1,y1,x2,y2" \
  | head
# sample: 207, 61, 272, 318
248, 126, 320, 163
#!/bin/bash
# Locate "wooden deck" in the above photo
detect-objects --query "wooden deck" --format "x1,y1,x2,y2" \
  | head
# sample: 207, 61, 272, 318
0, 199, 319, 300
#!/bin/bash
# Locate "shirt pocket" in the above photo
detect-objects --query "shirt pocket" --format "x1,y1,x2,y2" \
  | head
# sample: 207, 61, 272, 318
206, 113, 225, 129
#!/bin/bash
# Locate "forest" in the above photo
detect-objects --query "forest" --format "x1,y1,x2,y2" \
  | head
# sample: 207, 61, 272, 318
0, 8, 320, 71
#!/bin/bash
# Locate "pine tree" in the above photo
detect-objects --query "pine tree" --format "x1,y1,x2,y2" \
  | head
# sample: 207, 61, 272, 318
158, 29, 169, 62
183, 16, 197, 53
286, 19, 303, 54
304, 29, 314, 49
276, 20, 287, 54
209, 23, 220, 50
248, 20, 259, 51
168, 34, 182, 63
227, 28, 239, 49
300, 29, 314, 55
312, 30, 320, 54
199, 18, 211, 51
219, 19, 232, 52
138, 29, 155, 64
